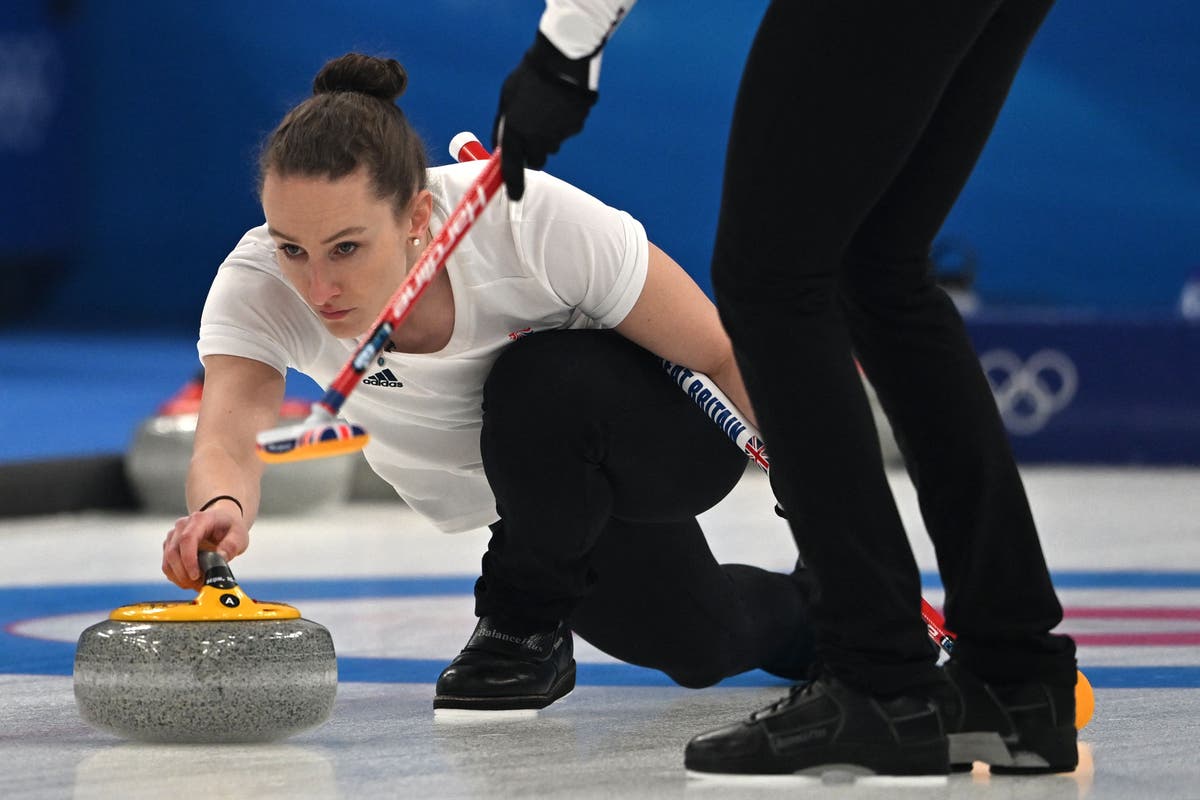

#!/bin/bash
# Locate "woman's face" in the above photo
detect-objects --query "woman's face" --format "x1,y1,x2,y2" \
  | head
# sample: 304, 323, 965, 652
262, 168, 428, 339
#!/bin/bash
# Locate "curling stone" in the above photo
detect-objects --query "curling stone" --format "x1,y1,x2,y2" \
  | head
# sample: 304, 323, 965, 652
125, 374, 356, 514
73, 552, 337, 743
349, 446, 404, 501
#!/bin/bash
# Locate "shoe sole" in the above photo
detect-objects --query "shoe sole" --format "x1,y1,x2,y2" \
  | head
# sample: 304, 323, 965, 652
685, 740, 949, 779
432, 661, 576, 713
686, 769, 947, 786
949, 730, 1078, 774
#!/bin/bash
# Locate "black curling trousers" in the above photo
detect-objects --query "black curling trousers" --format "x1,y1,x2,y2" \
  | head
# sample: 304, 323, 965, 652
711, 0, 1076, 695
475, 329, 813, 688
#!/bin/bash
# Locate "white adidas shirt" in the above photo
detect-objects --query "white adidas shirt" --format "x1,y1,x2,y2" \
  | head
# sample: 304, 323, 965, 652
198, 161, 649, 532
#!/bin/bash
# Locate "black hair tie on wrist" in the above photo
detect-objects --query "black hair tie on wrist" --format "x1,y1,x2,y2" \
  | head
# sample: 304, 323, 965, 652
198, 495, 244, 516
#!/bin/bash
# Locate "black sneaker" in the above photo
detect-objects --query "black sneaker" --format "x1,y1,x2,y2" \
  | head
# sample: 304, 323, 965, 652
941, 661, 1078, 774
684, 673, 949, 778
433, 616, 575, 712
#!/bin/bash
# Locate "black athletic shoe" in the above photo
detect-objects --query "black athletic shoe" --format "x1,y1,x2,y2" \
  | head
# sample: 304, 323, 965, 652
433, 616, 575, 712
684, 672, 949, 777
941, 661, 1078, 774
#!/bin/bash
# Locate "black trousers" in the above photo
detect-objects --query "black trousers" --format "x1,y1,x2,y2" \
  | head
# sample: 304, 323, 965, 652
475, 329, 812, 688
711, 0, 1075, 694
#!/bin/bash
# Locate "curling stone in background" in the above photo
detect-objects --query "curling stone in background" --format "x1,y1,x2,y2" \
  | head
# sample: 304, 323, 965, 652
348, 445, 404, 501
74, 552, 337, 743
125, 374, 357, 515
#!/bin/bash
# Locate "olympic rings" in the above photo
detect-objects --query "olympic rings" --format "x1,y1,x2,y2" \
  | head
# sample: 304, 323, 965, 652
979, 348, 1078, 435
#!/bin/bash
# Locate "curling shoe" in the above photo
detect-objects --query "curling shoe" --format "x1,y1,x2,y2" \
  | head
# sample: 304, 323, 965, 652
684, 671, 948, 777
434, 616, 575, 712
942, 661, 1078, 774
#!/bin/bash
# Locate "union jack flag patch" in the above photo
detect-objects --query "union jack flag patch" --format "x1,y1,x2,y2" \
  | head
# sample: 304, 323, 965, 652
745, 436, 770, 471
299, 422, 365, 447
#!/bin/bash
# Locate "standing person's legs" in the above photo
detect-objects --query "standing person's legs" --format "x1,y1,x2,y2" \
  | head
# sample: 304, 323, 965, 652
833, 0, 1077, 772
691, 0, 1075, 776
711, 0, 1005, 697
837, 0, 1074, 688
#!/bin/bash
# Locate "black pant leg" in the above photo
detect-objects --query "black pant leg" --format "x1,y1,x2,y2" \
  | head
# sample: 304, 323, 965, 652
568, 517, 813, 688
475, 329, 747, 623
839, 0, 1074, 685
711, 0, 1057, 694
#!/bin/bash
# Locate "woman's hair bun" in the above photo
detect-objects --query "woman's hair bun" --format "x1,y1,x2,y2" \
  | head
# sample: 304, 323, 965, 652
312, 53, 408, 103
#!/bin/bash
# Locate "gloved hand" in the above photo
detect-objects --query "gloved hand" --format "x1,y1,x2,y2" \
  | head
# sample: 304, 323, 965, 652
493, 32, 598, 201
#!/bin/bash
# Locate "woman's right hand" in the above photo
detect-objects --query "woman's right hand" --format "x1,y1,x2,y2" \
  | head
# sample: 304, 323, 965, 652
161, 501, 250, 591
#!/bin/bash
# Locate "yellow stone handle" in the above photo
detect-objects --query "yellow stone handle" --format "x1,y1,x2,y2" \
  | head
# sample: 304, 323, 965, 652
110, 551, 300, 621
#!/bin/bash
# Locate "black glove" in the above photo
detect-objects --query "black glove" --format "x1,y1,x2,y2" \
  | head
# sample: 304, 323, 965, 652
493, 32, 598, 202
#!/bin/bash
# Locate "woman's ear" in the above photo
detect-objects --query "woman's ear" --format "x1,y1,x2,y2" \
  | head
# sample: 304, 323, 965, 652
406, 190, 434, 237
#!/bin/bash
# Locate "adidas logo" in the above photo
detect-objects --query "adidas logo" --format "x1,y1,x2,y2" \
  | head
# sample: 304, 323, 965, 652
363, 368, 403, 388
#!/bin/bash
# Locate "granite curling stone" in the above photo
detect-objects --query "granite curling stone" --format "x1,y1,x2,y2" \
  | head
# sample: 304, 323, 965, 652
73, 552, 337, 743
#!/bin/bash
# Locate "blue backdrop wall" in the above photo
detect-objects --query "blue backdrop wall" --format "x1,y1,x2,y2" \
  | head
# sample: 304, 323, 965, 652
3, 0, 1198, 331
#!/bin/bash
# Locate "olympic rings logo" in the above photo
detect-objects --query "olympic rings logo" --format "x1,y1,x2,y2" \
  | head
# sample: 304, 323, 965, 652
979, 348, 1078, 435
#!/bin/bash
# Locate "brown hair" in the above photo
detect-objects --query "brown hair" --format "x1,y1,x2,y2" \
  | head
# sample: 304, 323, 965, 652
258, 53, 428, 212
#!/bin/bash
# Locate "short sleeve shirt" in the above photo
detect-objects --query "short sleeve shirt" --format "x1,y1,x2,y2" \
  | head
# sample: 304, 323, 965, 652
198, 162, 649, 532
